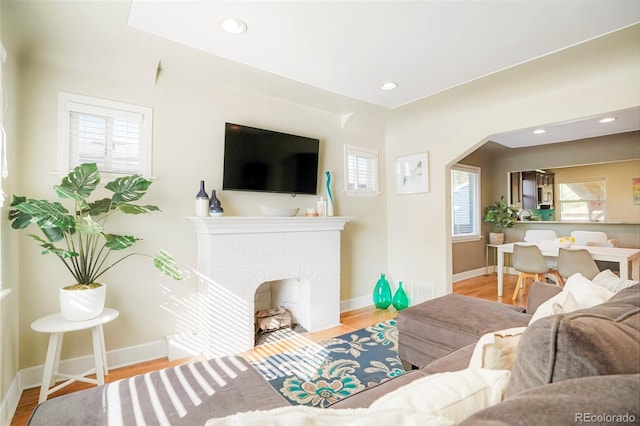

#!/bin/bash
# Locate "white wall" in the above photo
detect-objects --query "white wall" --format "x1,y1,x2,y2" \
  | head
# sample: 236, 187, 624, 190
385, 25, 640, 298
13, 54, 388, 369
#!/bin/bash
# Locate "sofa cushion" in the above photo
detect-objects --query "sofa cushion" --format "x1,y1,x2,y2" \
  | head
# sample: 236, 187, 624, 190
460, 374, 640, 426
506, 284, 640, 397
398, 294, 530, 367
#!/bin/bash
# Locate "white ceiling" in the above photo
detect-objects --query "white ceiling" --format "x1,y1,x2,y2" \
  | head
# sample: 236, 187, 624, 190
4, 1, 640, 148
127, 0, 640, 109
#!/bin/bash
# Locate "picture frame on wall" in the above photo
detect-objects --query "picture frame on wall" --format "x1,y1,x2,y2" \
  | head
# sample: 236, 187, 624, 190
396, 152, 429, 194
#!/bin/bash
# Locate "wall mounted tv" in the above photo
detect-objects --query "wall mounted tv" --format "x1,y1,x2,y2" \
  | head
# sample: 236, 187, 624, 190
222, 122, 320, 195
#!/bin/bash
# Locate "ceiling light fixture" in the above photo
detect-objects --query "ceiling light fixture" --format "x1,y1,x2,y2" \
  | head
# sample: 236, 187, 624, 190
598, 117, 616, 123
220, 17, 247, 35
379, 82, 398, 91
533, 129, 546, 134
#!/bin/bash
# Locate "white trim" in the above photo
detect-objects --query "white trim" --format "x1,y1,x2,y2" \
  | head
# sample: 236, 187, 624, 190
340, 295, 372, 313
0, 374, 20, 426
18, 339, 167, 390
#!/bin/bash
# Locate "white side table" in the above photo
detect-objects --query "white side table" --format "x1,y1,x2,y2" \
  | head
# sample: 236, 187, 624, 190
31, 308, 119, 403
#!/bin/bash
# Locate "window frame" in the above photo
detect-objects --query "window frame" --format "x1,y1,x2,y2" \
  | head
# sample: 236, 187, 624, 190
557, 177, 608, 222
343, 144, 380, 197
451, 164, 482, 242
57, 91, 153, 177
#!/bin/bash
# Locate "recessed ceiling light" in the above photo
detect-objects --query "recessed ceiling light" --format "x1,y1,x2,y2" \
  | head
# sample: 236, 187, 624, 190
380, 82, 398, 91
220, 17, 247, 35
533, 129, 546, 134
599, 117, 616, 123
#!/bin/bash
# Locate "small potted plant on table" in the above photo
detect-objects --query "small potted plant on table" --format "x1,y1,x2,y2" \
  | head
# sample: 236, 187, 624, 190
483, 196, 519, 245
9, 163, 182, 321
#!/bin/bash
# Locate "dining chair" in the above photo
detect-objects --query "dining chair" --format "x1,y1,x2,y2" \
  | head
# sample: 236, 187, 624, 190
557, 247, 601, 284
524, 229, 558, 270
511, 244, 561, 301
570, 231, 618, 247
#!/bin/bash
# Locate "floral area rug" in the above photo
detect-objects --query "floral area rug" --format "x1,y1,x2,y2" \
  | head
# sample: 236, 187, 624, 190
246, 319, 405, 408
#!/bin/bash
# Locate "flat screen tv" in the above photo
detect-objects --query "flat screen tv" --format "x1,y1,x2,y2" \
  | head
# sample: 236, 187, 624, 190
222, 122, 320, 195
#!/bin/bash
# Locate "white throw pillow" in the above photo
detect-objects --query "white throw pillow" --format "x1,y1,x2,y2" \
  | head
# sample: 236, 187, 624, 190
593, 269, 640, 293
468, 327, 527, 370
205, 406, 455, 426
370, 369, 510, 424
529, 273, 615, 325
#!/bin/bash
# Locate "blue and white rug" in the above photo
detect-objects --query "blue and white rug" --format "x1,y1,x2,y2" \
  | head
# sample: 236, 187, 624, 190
246, 319, 405, 407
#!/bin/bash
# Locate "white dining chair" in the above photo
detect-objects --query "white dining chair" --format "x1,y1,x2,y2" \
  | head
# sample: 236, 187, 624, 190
570, 231, 618, 247
511, 244, 561, 301
524, 229, 558, 270
557, 248, 601, 284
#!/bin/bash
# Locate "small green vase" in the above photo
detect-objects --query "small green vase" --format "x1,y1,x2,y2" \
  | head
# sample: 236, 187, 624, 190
392, 281, 410, 311
373, 273, 392, 309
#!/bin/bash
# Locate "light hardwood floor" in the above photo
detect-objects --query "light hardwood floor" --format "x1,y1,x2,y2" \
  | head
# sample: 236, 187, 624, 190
11, 273, 520, 425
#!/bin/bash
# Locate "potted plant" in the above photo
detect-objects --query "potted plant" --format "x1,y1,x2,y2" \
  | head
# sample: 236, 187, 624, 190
483, 196, 519, 245
9, 163, 182, 321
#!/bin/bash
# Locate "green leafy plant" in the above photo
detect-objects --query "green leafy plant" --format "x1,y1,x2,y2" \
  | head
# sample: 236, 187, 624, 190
483, 196, 519, 231
9, 163, 182, 287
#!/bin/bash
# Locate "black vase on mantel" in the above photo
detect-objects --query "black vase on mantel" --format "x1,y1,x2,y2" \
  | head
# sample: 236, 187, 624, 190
209, 190, 224, 217
195, 180, 209, 217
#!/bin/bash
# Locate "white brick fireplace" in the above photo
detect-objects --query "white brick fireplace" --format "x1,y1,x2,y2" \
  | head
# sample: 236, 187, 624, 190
189, 216, 352, 358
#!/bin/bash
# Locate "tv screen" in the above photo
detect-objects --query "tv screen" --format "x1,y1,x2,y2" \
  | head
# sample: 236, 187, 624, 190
223, 123, 320, 195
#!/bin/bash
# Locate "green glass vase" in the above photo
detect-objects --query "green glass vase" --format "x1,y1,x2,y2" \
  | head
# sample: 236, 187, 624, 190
392, 281, 410, 311
373, 273, 392, 309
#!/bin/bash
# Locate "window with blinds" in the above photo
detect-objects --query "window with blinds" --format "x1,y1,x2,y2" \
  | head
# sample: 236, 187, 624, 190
344, 144, 379, 197
451, 164, 481, 241
57, 92, 152, 176
558, 179, 607, 222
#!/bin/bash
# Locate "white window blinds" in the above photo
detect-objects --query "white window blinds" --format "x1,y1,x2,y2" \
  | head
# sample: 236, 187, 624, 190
451, 165, 481, 240
344, 144, 379, 197
58, 92, 152, 176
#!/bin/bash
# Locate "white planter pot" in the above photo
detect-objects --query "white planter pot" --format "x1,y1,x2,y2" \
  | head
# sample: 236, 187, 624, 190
59, 284, 106, 321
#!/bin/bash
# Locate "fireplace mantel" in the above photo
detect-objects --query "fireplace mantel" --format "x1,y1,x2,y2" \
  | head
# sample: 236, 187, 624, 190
187, 215, 352, 358
187, 216, 352, 233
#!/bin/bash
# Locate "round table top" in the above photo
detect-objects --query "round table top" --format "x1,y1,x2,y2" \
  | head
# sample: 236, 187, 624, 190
31, 308, 119, 333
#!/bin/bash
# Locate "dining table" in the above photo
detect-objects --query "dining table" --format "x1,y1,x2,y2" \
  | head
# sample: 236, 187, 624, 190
495, 243, 640, 297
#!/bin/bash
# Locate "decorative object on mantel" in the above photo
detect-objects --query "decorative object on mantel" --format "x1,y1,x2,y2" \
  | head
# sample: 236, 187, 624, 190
325, 170, 335, 216
260, 206, 300, 217
483, 196, 519, 245
316, 196, 327, 217
208, 190, 224, 216
392, 281, 409, 311
195, 180, 209, 217
8, 163, 183, 321
373, 273, 392, 309
304, 208, 319, 217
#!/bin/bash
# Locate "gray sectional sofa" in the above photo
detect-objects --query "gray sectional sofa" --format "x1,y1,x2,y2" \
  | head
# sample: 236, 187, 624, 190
28, 282, 640, 425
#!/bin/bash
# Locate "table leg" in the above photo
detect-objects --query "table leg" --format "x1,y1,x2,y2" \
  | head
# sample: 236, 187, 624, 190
91, 326, 105, 386
619, 258, 630, 281
98, 324, 109, 375
632, 255, 639, 281
497, 248, 505, 297
39, 332, 62, 404
485, 246, 489, 275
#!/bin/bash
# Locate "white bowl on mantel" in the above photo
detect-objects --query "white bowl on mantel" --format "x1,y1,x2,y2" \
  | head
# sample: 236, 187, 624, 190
260, 206, 300, 217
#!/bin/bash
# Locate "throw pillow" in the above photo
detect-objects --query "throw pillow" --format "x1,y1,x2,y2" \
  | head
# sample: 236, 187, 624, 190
206, 406, 455, 426
528, 289, 580, 325
468, 327, 527, 371
593, 269, 640, 293
370, 368, 510, 424
528, 273, 615, 325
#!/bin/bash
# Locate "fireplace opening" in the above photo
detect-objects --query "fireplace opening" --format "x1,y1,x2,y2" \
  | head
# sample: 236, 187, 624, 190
254, 278, 309, 346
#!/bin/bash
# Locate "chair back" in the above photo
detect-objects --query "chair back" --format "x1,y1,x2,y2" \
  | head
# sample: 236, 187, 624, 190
557, 248, 600, 280
524, 230, 557, 244
512, 244, 550, 274
570, 231, 608, 246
